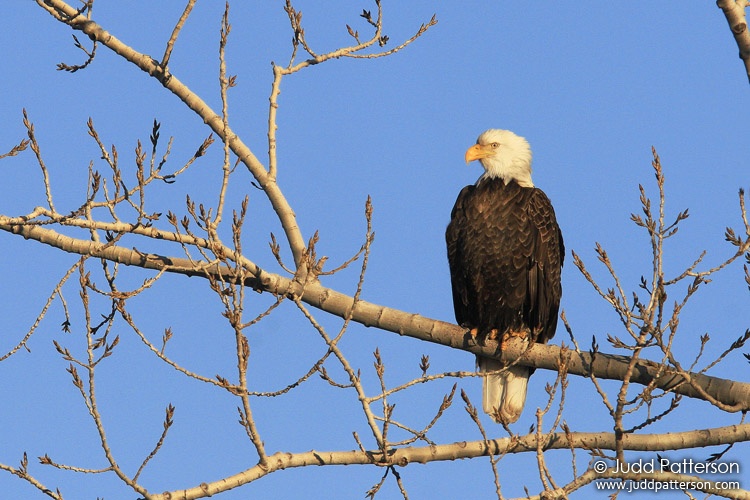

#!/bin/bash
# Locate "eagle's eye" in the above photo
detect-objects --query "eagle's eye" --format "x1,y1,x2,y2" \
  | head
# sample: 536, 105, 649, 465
490, 142, 500, 149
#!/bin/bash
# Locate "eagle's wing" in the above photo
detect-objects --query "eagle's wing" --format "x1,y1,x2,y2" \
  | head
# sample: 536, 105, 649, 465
446, 184, 474, 328
526, 189, 564, 344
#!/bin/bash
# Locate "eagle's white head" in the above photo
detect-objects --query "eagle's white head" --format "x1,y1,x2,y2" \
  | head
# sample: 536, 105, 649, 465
465, 129, 533, 187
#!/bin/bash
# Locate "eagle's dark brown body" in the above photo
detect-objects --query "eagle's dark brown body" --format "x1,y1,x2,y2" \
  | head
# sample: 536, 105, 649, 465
446, 176, 563, 422
446, 177, 563, 344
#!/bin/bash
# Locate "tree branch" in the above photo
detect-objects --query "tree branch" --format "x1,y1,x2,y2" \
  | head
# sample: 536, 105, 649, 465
3, 221, 749, 411
148, 423, 750, 500
35, 0, 308, 267
717, 0, 750, 84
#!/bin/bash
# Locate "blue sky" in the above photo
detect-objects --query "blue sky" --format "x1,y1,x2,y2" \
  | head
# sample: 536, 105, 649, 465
1, 2, 749, 498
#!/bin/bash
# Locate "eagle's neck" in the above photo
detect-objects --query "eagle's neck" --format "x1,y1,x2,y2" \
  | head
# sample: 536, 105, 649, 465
479, 170, 534, 188
479, 153, 534, 188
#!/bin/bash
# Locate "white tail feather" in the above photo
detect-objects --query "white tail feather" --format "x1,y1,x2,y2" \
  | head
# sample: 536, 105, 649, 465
478, 356, 530, 424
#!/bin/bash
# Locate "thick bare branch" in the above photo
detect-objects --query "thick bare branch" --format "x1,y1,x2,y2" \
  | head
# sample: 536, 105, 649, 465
148, 422, 750, 500
3, 221, 749, 411
717, 0, 750, 84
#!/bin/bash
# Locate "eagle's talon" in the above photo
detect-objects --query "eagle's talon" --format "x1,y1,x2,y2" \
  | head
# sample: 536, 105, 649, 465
500, 328, 530, 349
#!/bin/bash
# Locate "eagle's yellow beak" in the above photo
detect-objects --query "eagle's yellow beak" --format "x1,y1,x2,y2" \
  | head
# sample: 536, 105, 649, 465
465, 143, 493, 164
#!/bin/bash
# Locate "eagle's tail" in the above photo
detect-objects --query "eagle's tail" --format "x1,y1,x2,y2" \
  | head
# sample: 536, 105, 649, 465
477, 356, 529, 424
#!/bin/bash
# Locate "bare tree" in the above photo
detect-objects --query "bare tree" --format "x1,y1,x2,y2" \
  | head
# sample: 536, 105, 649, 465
1, 2, 749, 499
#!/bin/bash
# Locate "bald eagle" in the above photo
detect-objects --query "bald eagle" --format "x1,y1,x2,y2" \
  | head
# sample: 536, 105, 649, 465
446, 129, 563, 424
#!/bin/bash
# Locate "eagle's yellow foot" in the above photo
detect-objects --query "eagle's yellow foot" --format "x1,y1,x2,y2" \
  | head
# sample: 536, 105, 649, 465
468, 327, 479, 339
500, 328, 529, 349
486, 328, 499, 341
